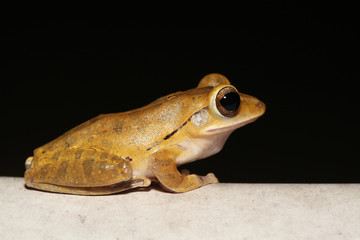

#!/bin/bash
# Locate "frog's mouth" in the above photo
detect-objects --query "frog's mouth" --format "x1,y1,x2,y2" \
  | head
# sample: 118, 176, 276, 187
206, 117, 259, 134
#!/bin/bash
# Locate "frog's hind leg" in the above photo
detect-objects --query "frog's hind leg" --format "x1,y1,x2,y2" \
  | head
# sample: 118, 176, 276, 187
24, 158, 149, 195
24, 178, 133, 195
25, 176, 151, 195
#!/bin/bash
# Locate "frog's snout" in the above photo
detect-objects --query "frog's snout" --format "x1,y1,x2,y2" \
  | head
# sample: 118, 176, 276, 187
255, 100, 266, 116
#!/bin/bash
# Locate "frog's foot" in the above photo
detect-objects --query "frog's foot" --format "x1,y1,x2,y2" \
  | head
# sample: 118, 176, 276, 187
179, 169, 218, 184
150, 151, 219, 193
128, 176, 152, 189
200, 173, 219, 184
24, 158, 150, 195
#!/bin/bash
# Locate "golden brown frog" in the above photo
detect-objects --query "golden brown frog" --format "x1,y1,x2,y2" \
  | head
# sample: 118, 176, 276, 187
24, 73, 265, 195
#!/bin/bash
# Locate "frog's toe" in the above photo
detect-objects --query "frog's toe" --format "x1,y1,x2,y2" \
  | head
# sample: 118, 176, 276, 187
201, 173, 219, 184
180, 169, 190, 176
130, 176, 151, 188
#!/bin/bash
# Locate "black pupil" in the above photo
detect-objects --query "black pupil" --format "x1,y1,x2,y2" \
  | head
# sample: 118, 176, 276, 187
220, 92, 240, 111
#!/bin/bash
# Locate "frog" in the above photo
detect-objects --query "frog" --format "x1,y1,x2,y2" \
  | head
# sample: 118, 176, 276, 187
24, 73, 265, 195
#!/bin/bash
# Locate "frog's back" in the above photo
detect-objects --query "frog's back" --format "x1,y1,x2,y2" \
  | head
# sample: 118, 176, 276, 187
30, 87, 211, 167
29, 86, 209, 169
31, 114, 119, 166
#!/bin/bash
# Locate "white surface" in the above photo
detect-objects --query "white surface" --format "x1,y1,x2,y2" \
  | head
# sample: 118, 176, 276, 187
0, 177, 359, 240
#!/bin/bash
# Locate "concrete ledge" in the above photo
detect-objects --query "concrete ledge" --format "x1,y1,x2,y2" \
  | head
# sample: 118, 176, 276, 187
0, 177, 359, 240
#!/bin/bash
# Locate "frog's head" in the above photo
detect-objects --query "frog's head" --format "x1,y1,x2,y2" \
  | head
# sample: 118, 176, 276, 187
189, 73, 265, 136
170, 73, 265, 165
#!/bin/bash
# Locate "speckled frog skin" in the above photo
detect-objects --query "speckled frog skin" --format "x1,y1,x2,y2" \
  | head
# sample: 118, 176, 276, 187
24, 73, 265, 195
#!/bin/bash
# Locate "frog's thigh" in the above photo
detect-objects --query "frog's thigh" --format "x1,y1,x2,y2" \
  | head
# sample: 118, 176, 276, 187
24, 158, 137, 195
149, 152, 219, 193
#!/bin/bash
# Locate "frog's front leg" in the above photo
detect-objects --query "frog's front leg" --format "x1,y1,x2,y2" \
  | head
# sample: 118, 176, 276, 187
150, 151, 218, 193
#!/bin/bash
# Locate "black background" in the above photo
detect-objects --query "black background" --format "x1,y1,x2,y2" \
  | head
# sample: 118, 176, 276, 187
1, 4, 359, 183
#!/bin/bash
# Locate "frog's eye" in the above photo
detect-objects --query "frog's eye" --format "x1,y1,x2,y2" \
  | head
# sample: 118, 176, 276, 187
215, 86, 240, 117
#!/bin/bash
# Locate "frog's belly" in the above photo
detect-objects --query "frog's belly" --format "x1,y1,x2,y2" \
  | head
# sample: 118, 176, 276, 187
131, 158, 155, 178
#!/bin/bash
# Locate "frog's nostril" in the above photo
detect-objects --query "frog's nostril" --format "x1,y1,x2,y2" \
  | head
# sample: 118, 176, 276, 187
255, 100, 266, 115
255, 101, 263, 108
